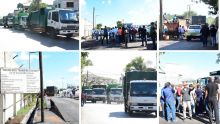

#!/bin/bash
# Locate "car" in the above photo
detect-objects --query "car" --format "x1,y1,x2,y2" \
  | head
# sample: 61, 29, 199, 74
185, 25, 201, 41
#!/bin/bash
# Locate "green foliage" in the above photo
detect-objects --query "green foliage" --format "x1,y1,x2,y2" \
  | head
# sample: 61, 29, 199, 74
201, 0, 218, 15
17, 3, 24, 10
107, 83, 122, 89
28, 0, 48, 13
207, 17, 215, 25
117, 21, 123, 28
125, 57, 155, 72
81, 52, 93, 73
96, 23, 102, 29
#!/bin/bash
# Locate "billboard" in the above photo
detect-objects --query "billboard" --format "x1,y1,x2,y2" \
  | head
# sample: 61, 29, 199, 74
0, 68, 40, 93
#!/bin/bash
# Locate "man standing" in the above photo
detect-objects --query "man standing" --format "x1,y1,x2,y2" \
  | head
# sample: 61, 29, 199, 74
200, 23, 210, 47
205, 77, 219, 124
182, 82, 192, 121
102, 26, 108, 45
163, 82, 176, 122
150, 22, 157, 50
210, 25, 217, 47
176, 84, 182, 113
141, 25, 147, 47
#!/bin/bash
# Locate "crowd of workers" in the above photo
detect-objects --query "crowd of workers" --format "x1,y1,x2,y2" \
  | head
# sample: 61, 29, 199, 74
91, 22, 157, 50
160, 77, 220, 124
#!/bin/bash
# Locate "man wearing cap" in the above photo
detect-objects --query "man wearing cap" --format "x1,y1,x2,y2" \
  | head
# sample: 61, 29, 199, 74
205, 77, 219, 124
163, 82, 176, 122
181, 81, 192, 121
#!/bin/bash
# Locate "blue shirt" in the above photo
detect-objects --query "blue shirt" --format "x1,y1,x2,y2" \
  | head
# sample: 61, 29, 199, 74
163, 86, 175, 102
160, 87, 165, 103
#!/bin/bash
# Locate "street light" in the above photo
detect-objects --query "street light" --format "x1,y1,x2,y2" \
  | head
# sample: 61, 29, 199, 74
29, 52, 37, 69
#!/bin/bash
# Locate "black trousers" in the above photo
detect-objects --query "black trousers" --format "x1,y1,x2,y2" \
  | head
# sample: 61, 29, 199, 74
102, 35, 108, 45
207, 97, 219, 124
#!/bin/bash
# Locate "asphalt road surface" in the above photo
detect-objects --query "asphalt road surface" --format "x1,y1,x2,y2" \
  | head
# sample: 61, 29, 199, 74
82, 103, 158, 124
51, 97, 79, 124
159, 40, 218, 50
0, 27, 79, 50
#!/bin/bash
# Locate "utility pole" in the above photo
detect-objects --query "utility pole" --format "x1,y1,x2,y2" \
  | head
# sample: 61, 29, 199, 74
93, 7, 95, 29
86, 71, 88, 87
159, 0, 163, 40
39, 52, 44, 122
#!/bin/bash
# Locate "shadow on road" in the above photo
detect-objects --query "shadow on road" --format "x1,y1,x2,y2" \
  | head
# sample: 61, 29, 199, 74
109, 111, 156, 118
8, 28, 79, 50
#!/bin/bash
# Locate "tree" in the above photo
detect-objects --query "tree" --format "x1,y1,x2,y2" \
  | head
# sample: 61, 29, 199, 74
96, 23, 102, 29
28, 0, 47, 12
117, 21, 123, 28
125, 57, 155, 72
81, 52, 93, 73
182, 11, 197, 19
207, 17, 215, 25
217, 53, 220, 64
17, 3, 24, 10
201, 0, 218, 15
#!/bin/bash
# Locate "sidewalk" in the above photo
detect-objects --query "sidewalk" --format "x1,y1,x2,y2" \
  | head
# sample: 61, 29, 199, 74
33, 109, 66, 124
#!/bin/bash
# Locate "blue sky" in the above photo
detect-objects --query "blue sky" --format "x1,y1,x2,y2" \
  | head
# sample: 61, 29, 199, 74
82, 0, 158, 26
14, 52, 80, 89
160, 52, 220, 80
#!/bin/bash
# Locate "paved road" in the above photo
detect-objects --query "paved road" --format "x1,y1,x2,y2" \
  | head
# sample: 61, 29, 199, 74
159, 112, 213, 124
159, 40, 218, 50
82, 103, 158, 124
51, 97, 79, 124
81, 38, 157, 50
0, 27, 79, 50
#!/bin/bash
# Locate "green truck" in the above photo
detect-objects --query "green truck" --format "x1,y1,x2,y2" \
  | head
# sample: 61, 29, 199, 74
123, 71, 157, 116
13, 10, 29, 29
27, 7, 79, 38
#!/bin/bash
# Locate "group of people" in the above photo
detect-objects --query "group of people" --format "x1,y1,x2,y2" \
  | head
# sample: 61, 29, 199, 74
92, 22, 157, 50
200, 24, 218, 47
161, 77, 220, 124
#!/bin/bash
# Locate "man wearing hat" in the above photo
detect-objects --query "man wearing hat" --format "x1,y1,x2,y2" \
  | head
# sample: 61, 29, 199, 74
182, 81, 192, 121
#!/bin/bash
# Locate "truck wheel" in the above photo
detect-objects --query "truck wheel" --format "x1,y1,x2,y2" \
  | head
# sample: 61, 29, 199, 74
186, 36, 191, 41
66, 34, 73, 39
50, 29, 57, 39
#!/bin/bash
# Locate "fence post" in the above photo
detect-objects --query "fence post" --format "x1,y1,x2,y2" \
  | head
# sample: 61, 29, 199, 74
13, 94, 16, 116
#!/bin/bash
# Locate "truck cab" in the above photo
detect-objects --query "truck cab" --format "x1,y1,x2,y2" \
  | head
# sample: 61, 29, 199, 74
83, 89, 93, 102
125, 80, 157, 116
108, 88, 123, 104
47, 8, 79, 38
91, 88, 107, 103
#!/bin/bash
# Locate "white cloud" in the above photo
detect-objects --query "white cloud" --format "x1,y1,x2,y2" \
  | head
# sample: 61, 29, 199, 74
80, 0, 86, 6
68, 66, 79, 73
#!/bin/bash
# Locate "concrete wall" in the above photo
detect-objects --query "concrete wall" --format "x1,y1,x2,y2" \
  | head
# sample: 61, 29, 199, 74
53, 0, 79, 11
0, 52, 24, 123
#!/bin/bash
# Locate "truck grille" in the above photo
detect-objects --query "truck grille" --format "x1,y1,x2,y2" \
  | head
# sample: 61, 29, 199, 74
137, 103, 156, 106
67, 25, 79, 30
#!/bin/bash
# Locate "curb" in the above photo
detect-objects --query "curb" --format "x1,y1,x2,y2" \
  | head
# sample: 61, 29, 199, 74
20, 107, 35, 124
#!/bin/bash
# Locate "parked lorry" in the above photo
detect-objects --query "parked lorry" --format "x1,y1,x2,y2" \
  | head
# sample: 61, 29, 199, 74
27, 7, 79, 38
3, 14, 14, 28
91, 85, 107, 103
13, 10, 29, 29
83, 89, 93, 102
107, 88, 123, 104
123, 71, 157, 116
46, 86, 58, 96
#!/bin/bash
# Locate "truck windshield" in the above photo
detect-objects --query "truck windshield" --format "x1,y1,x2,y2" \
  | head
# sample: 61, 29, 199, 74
130, 82, 156, 97
59, 10, 78, 23
110, 89, 122, 95
93, 89, 105, 95
84, 90, 93, 95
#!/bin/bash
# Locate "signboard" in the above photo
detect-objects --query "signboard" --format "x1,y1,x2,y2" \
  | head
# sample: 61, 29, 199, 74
210, 71, 220, 76
0, 68, 40, 94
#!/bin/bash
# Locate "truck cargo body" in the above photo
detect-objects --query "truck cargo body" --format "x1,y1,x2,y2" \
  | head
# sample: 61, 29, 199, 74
27, 8, 79, 38
123, 71, 157, 116
191, 16, 206, 25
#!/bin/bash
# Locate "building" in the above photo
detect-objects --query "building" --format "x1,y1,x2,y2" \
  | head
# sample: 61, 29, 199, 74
0, 52, 24, 123
53, 0, 79, 11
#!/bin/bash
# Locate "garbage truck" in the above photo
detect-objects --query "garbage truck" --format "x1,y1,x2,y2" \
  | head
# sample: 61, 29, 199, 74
3, 14, 14, 28
107, 88, 123, 104
13, 10, 29, 29
91, 85, 107, 103
27, 7, 79, 38
123, 71, 157, 116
